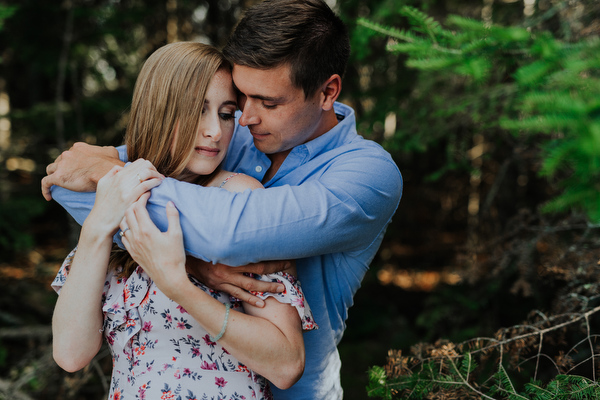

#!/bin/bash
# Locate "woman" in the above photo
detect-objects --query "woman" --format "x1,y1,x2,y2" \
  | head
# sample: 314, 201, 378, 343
51, 42, 315, 400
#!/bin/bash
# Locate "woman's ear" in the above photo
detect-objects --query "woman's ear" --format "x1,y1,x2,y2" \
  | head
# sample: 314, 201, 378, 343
320, 74, 342, 111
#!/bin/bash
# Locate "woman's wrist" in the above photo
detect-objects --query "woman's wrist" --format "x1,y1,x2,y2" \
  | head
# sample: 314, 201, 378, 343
81, 216, 117, 243
161, 269, 195, 304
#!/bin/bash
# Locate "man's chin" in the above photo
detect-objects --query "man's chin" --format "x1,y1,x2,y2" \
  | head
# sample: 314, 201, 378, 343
252, 140, 274, 154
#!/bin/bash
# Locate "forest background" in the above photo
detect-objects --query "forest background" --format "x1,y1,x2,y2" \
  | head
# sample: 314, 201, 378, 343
1, 0, 599, 399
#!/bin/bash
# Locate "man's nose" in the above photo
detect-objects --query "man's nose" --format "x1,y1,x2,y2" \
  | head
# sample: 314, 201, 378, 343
238, 101, 260, 127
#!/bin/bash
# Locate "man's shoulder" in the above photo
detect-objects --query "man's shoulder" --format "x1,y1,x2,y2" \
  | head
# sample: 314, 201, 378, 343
331, 134, 398, 169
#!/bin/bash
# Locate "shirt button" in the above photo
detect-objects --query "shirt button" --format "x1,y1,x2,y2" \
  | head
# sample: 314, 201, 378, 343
255, 166, 263, 173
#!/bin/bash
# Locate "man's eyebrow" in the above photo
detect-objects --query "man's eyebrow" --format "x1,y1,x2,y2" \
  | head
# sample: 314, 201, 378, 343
248, 94, 283, 102
232, 81, 284, 102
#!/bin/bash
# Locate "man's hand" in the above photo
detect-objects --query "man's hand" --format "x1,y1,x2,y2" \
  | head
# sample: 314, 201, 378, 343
42, 142, 124, 201
186, 257, 293, 308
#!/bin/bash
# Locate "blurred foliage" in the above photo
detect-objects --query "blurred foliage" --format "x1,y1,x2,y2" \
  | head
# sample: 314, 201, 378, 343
355, 3, 600, 222
354, 2, 600, 398
0, 197, 47, 257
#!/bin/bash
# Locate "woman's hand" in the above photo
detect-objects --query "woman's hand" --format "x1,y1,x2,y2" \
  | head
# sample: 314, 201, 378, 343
119, 194, 188, 299
86, 159, 163, 236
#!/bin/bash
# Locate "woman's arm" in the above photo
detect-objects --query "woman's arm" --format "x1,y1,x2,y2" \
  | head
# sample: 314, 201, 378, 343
51, 225, 111, 372
120, 179, 305, 389
170, 268, 304, 389
52, 161, 163, 372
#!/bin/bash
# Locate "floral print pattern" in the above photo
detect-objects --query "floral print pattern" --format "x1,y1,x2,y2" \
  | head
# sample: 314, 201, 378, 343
52, 248, 317, 400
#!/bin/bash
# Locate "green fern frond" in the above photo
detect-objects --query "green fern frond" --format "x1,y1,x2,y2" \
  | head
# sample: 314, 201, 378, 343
489, 25, 531, 43
446, 15, 490, 34
520, 91, 588, 115
386, 42, 433, 56
541, 187, 593, 214
530, 33, 562, 59
500, 114, 579, 133
366, 366, 394, 400
561, 57, 598, 76
452, 31, 489, 47
460, 38, 493, 54
357, 18, 420, 43
498, 364, 517, 394
546, 70, 600, 91
459, 352, 478, 377
538, 140, 580, 176
514, 59, 556, 86
524, 375, 600, 400
455, 57, 492, 82
399, 6, 442, 35
524, 381, 556, 400
405, 57, 461, 71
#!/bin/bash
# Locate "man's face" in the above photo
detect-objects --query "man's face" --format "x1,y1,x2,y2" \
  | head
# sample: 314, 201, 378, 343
232, 64, 325, 157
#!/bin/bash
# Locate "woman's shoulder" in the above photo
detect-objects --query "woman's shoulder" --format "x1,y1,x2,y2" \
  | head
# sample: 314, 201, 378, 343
212, 170, 263, 193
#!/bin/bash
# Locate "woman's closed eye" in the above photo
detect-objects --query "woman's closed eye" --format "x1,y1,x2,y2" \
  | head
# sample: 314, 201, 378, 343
219, 112, 236, 121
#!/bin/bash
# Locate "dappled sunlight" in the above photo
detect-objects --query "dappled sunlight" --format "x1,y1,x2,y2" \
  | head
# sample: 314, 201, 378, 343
377, 264, 462, 291
0, 248, 66, 285
5, 157, 36, 173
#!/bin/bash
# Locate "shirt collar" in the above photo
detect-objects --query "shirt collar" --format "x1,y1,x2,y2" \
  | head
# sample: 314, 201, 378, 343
292, 102, 357, 160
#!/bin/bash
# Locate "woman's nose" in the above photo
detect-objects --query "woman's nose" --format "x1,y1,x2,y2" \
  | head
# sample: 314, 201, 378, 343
202, 116, 222, 141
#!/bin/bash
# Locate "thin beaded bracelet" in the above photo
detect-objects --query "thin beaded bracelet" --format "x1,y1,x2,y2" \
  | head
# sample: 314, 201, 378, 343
210, 303, 231, 342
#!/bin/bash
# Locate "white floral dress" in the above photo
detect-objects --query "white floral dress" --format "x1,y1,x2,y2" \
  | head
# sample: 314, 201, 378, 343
52, 249, 317, 400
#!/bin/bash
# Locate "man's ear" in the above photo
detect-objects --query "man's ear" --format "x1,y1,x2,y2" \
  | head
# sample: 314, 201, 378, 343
320, 74, 342, 111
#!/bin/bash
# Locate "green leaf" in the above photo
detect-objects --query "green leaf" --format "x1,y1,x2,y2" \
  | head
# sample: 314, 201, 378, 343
406, 57, 460, 70
366, 366, 394, 400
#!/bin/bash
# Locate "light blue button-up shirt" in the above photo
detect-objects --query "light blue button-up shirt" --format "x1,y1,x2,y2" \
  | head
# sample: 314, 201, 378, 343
52, 102, 403, 399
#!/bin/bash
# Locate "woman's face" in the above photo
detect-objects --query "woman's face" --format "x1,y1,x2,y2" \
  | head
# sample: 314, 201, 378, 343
184, 68, 237, 176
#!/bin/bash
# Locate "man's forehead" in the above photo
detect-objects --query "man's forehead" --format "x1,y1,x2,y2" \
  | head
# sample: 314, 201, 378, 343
231, 64, 295, 95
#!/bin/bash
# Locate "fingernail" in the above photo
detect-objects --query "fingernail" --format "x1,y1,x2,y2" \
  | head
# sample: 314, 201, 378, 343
277, 284, 285, 293
256, 299, 264, 307
167, 201, 175, 208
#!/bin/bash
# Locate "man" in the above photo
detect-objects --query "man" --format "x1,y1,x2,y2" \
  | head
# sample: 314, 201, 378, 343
42, 0, 403, 398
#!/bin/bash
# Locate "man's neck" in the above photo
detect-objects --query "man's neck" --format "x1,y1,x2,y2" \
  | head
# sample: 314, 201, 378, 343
262, 149, 291, 183
262, 108, 339, 183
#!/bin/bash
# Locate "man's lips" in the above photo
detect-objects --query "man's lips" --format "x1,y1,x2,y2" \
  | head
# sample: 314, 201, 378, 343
250, 130, 269, 139
195, 146, 220, 156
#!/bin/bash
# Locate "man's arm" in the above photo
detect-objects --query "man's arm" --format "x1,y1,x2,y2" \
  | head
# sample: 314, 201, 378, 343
48, 143, 402, 266
149, 153, 401, 265
42, 142, 125, 201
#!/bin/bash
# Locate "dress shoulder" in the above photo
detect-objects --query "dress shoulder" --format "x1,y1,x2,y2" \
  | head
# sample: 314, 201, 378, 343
218, 172, 263, 192
218, 173, 240, 188
51, 247, 78, 294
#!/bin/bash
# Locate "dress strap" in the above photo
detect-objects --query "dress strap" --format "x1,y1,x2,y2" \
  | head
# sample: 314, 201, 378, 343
219, 173, 240, 188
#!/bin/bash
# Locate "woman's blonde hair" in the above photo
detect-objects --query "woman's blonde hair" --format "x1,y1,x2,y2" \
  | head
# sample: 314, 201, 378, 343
112, 42, 230, 277
126, 41, 229, 182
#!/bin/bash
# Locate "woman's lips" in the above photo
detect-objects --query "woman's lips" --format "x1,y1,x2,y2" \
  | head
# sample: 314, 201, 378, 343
195, 146, 220, 156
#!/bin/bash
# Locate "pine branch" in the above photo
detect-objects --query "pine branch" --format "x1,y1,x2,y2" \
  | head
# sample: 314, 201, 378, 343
465, 305, 600, 356
357, 18, 419, 44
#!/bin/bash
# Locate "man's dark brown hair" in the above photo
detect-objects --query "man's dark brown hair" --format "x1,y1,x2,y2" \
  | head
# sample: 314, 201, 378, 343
223, 0, 350, 98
